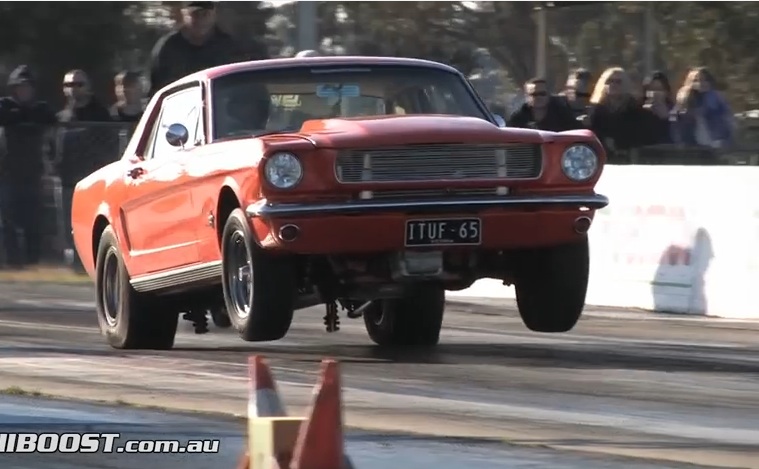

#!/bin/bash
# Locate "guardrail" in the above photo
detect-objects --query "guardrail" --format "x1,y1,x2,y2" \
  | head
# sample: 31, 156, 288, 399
607, 144, 759, 166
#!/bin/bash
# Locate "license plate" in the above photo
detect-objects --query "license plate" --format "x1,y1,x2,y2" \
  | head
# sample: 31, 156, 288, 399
405, 218, 481, 247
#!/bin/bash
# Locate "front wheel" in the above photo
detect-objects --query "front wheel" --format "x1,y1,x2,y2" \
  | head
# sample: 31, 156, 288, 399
95, 226, 178, 350
221, 208, 296, 342
513, 238, 589, 333
363, 285, 446, 346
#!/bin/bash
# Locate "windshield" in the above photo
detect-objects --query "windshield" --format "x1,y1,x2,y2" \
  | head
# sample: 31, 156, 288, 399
211, 65, 490, 140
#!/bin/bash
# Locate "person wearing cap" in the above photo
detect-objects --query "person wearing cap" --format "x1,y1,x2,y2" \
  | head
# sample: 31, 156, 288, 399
0, 65, 57, 267
148, 1, 269, 97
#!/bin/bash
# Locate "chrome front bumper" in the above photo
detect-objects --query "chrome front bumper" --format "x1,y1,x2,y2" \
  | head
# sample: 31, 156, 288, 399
246, 194, 609, 219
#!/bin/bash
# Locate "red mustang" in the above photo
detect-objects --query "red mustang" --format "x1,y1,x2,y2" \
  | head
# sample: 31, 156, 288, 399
71, 56, 608, 350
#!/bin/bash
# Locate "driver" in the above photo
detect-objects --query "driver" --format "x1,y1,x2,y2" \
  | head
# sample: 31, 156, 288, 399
221, 83, 271, 136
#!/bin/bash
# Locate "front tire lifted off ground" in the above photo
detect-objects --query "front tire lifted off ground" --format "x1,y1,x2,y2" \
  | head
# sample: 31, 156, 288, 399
221, 208, 296, 342
95, 226, 178, 350
513, 238, 590, 333
363, 285, 446, 346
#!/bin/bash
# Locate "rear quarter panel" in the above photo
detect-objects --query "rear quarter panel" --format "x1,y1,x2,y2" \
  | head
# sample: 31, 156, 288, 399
71, 161, 129, 279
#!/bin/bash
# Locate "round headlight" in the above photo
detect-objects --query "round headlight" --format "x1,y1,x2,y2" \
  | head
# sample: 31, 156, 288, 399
561, 145, 598, 181
264, 152, 303, 189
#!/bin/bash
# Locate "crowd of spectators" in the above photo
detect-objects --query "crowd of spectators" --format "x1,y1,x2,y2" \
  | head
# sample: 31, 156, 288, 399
0, 65, 144, 269
0, 0, 740, 271
506, 66, 736, 160
0, 1, 270, 270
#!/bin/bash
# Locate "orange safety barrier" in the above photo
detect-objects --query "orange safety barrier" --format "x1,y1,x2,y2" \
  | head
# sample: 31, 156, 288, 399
241, 355, 354, 469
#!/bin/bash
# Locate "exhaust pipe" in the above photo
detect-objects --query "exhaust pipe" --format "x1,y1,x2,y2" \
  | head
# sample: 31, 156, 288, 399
573, 216, 592, 234
278, 224, 300, 242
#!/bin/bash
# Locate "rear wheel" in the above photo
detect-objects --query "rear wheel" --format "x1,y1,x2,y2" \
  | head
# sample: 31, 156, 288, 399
95, 226, 178, 350
363, 285, 445, 346
513, 238, 589, 333
210, 306, 232, 328
221, 209, 296, 341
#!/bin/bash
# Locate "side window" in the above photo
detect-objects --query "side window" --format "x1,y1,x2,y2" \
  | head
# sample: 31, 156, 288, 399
148, 86, 202, 160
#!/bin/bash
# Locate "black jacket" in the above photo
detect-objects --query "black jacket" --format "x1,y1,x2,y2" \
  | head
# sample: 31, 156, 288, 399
0, 65, 57, 182
109, 104, 143, 123
149, 27, 268, 96
507, 96, 583, 132
589, 99, 650, 151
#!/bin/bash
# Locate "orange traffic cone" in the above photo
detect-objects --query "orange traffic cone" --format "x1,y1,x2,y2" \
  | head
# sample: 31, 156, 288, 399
249, 355, 287, 418
290, 359, 345, 469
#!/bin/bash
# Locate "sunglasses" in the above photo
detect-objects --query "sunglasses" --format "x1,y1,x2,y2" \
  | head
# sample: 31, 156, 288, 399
63, 81, 86, 88
529, 91, 548, 97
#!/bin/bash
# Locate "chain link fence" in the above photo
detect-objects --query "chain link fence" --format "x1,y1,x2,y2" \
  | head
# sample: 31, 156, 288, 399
0, 121, 135, 268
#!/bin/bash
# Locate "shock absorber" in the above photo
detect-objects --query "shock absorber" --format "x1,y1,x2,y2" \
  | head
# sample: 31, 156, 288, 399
323, 301, 340, 333
182, 310, 209, 334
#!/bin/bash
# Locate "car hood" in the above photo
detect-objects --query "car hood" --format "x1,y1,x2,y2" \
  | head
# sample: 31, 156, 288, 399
285, 115, 548, 148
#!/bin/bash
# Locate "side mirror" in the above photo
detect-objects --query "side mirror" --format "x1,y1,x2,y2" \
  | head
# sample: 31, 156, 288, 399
166, 123, 189, 147
493, 114, 506, 128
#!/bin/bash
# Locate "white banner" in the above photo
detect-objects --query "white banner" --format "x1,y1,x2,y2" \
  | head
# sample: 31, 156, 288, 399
449, 165, 759, 319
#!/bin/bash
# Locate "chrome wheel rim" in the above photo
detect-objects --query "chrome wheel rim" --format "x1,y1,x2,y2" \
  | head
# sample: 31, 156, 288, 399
226, 230, 253, 319
101, 248, 120, 327
369, 301, 385, 326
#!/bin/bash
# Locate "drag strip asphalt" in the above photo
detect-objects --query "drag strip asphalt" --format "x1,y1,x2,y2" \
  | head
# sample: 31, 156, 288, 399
1, 283, 758, 469
1, 395, 709, 469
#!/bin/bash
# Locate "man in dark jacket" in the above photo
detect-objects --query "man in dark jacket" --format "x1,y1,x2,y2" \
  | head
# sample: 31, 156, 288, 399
54, 69, 113, 270
148, 1, 269, 96
0, 65, 57, 267
507, 78, 583, 132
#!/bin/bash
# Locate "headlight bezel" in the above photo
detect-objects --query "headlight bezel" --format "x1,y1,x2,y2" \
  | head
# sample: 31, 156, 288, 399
560, 144, 598, 182
263, 151, 304, 190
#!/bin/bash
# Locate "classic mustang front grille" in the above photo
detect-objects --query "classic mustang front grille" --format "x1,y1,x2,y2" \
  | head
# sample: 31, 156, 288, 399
369, 188, 496, 200
334, 143, 542, 184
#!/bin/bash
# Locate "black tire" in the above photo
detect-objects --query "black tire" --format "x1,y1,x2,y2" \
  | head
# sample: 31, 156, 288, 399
513, 238, 590, 333
363, 285, 445, 346
221, 208, 296, 341
210, 307, 232, 328
95, 226, 178, 349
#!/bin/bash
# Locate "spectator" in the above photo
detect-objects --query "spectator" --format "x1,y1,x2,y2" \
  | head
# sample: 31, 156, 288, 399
640, 70, 675, 145
110, 71, 145, 123
149, 1, 269, 96
672, 67, 734, 148
0, 65, 56, 267
588, 67, 648, 154
54, 69, 113, 271
57, 70, 112, 123
507, 77, 582, 132
560, 68, 593, 119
